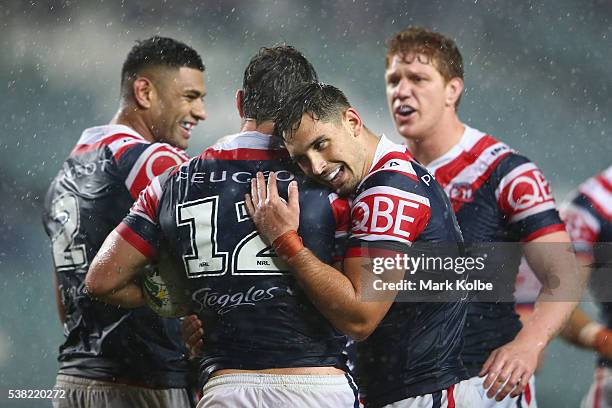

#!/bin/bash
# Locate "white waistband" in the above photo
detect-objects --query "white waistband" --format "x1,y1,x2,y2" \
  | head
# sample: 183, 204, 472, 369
203, 373, 350, 390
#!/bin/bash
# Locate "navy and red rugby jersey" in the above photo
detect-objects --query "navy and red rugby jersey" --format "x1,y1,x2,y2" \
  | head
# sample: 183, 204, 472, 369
118, 131, 350, 385
424, 125, 566, 376
562, 166, 612, 367
42, 124, 191, 388
345, 135, 467, 407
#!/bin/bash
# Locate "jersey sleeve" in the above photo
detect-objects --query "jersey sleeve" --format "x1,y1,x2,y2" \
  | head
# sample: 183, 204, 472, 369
115, 174, 166, 259
114, 142, 189, 199
494, 154, 565, 241
561, 194, 602, 257
345, 171, 431, 258
328, 193, 351, 263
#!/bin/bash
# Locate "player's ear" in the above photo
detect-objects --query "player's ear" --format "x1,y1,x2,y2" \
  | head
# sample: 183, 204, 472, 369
236, 90, 244, 118
132, 77, 155, 109
344, 107, 363, 137
445, 77, 464, 109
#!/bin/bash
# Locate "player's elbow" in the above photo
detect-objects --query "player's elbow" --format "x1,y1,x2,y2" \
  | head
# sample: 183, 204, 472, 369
344, 319, 377, 342
84, 264, 114, 299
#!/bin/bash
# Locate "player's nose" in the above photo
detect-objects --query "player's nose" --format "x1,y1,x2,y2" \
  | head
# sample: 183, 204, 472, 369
393, 77, 412, 99
193, 99, 207, 122
311, 155, 327, 177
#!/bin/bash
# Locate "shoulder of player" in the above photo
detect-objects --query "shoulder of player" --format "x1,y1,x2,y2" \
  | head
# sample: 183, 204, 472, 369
198, 132, 288, 161
489, 151, 537, 189
576, 168, 612, 221
359, 161, 432, 197
354, 170, 432, 213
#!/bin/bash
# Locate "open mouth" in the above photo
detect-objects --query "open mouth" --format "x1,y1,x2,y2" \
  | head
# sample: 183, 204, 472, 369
395, 105, 416, 117
322, 165, 344, 185
180, 121, 195, 135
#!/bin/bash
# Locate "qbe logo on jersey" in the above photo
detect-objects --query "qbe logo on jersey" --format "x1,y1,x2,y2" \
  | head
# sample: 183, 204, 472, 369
350, 186, 430, 243
497, 163, 556, 222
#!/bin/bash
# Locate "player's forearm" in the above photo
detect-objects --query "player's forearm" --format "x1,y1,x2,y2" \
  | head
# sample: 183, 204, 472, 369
515, 300, 576, 348
522, 231, 586, 344
95, 282, 146, 308
287, 249, 375, 340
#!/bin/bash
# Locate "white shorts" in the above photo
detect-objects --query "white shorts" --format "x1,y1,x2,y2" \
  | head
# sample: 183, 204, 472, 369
379, 379, 478, 408
52, 374, 192, 408
197, 373, 358, 408
464, 375, 537, 408
581, 367, 612, 408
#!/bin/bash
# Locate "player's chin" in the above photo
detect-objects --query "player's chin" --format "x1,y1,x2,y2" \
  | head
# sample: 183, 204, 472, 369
396, 123, 419, 140
173, 134, 190, 150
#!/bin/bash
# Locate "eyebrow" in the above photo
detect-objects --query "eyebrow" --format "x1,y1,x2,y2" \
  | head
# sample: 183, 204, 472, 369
308, 135, 327, 149
185, 88, 206, 97
290, 134, 326, 163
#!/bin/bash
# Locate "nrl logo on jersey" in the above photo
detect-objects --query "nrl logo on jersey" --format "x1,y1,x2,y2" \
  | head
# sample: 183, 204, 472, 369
449, 183, 473, 203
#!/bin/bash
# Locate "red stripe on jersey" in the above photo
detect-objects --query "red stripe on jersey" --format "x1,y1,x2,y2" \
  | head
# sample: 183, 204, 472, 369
596, 174, 612, 193
448, 151, 511, 213
562, 205, 599, 246
116, 222, 156, 259
594, 367, 603, 408
521, 223, 566, 242
589, 200, 612, 223
345, 246, 404, 259
524, 381, 532, 405
370, 151, 413, 173
71, 133, 132, 156
434, 135, 498, 188
351, 192, 430, 244
199, 148, 289, 161
447, 384, 456, 408
113, 140, 144, 161
330, 195, 351, 234
132, 182, 161, 222
497, 166, 556, 222
128, 147, 186, 199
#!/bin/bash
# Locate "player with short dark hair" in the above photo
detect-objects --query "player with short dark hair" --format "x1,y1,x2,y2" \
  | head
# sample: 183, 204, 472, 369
42, 36, 206, 408
384, 26, 583, 406
250, 81, 475, 407
85, 46, 358, 408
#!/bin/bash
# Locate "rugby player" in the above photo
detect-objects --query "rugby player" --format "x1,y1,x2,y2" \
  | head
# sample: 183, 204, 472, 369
560, 166, 612, 407
383, 26, 583, 405
42, 36, 206, 407
85, 46, 358, 407
248, 82, 475, 407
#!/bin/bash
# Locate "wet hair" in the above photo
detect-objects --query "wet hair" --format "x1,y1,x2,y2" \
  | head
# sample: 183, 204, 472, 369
274, 82, 350, 140
385, 26, 463, 82
241, 45, 318, 123
386, 26, 464, 108
120, 36, 204, 98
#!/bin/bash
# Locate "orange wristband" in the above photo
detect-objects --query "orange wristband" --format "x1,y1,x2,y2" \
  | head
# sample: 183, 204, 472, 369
273, 230, 304, 260
593, 328, 612, 354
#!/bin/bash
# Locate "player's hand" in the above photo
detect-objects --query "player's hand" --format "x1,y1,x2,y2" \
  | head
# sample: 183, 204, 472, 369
181, 314, 204, 360
245, 171, 300, 244
479, 336, 543, 401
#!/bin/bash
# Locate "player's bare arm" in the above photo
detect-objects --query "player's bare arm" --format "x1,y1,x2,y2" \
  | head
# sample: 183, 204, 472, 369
245, 171, 402, 341
85, 230, 149, 308
480, 230, 585, 400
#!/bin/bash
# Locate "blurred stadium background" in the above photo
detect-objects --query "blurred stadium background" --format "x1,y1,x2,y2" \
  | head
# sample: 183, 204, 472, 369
1, 0, 610, 406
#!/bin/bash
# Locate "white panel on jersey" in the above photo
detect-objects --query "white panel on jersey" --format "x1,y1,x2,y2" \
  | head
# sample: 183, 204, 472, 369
494, 162, 539, 200
443, 141, 512, 197
581, 176, 612, 218
354, 186, 430, 207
